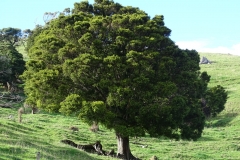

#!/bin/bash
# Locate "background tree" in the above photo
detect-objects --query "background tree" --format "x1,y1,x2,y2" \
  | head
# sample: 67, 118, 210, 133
0, 55, 11, 85
43, 12, 60, 24
22, 0, 228, 159
0, 28, 25, 89
202, 85, 228, 117
0, 27, 22, 46
25, 25, 45, 53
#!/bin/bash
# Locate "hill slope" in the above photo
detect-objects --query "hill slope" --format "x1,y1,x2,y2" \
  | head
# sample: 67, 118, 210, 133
1, 52, 240, 159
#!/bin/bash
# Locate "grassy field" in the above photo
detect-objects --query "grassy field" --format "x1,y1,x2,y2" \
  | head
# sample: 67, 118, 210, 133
16, 44, 29, 61
1, 52, 240, 159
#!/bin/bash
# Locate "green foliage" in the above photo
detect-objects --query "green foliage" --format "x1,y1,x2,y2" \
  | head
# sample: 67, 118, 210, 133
0, 27, 22, 45
205, 85, 228, 117
0, 28, 25, 84
23, 0, 227, 145
25, 25, 45, 53
0, 55, 11, 83
60, 94, 82, 115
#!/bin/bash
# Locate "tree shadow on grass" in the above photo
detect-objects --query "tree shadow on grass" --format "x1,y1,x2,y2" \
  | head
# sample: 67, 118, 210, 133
199, 136, 216, 141
205, 112, 238, 128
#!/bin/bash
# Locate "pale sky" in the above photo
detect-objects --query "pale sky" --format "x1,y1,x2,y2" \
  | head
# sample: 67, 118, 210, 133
1, 0, 240, 55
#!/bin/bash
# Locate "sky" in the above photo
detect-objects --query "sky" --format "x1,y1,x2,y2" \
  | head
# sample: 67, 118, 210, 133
1, 0, 240, 55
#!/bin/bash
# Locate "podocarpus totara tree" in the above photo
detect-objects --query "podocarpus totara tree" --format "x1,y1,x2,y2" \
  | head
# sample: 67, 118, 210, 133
22, 0, 227, 159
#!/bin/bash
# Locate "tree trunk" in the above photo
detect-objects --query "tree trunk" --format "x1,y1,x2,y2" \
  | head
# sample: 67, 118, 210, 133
32, 107, 37, 114
116, 133, 138, 160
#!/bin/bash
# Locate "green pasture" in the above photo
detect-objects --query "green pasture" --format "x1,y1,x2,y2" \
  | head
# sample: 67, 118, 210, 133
1, 52, 240, 159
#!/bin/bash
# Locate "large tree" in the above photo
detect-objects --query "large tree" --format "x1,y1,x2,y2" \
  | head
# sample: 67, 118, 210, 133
22, 0, 227, 159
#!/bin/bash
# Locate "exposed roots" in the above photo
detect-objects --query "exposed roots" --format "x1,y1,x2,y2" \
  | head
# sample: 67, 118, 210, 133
61, 139, 115, 157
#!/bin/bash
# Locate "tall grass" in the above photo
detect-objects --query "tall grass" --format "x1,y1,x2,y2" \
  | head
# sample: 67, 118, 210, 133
1, 52, 240, 159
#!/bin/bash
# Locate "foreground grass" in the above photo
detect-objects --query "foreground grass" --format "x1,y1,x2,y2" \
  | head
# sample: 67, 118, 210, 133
0, 108, 112, 160
1, 52, 240, 159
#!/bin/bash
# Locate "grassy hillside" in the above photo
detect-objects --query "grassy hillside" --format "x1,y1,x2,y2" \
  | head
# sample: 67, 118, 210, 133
16, 44, 29, 61
1, 52, 240, 159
